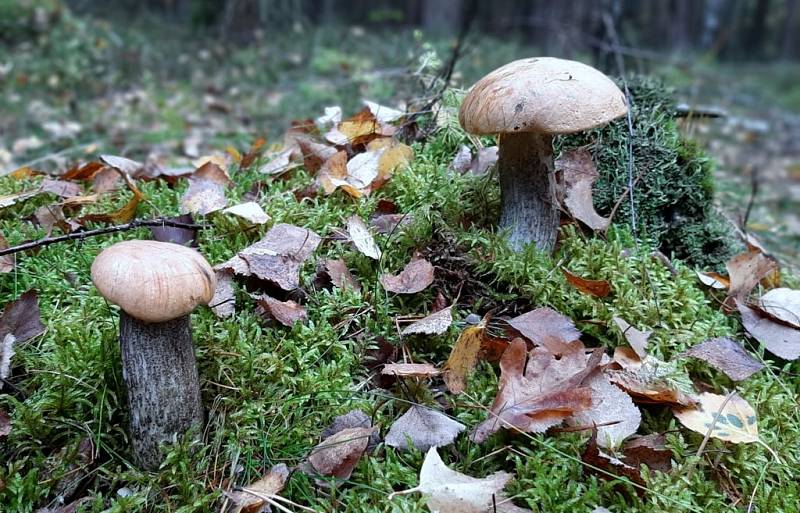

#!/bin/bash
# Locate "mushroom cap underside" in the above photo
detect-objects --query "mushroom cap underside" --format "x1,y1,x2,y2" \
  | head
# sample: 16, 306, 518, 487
91, 240, 216, 323
459, 57, 628, 136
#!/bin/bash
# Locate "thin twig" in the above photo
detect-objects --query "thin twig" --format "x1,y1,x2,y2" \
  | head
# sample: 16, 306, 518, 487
0, 218, 206, 256
742, 164, 760, 234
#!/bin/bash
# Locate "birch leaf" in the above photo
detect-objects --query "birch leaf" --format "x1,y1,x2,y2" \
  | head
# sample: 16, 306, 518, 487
385, 406, 465, 451
673, 392, 759, 444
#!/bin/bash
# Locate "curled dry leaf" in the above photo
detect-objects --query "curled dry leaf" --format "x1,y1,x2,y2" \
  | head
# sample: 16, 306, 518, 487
210, 270, 235, 319
567, 373, 641, 449
92, 167, 122, 193
697, 271, 729, 290
380, 257, 434, 294
607, 348, 696, 407
724, 250, 779, 309
0, 290, 46, 380
507, 307, 581, 355
758, 288, 800, 328
216, 223, 321, 291
737, 300, 800, 360
555, 148, 610, 231
307, 427, 374, 480
562, 268, 611, 297
443, 325, 485, 394
673, 392, 760, 445
612, 316, 650, 359
258, 148, 297, 175
324, 259, 360, 292
222, 201, 270, 225
35, 205, 79, 236
385, 405, 465, 451
77, 181, 145, 225
347, 215, 381, 260
382, 363, 441, 378
391, 447, 532, 513
254, 294, 307, 327
401, 306, 453, 336
683, 337, 764, 381
224, 463, 289, 513
62, 161, 105, 181
363, 100, 404, 123
99, 154, 144, 176
582, 432, 672, 487
471, 339, 599, 443
0, 190, 44, 210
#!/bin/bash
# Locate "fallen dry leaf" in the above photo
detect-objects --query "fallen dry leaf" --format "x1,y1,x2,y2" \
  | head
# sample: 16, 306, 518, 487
738, 300, 800, 360
222, 202, 270, 225
724, 250, 779, 309
254, 294, 307, 327
0, 190, 44, 210
259, 148, 299, 176
0, 290, 46, 380
239, 137, 267, 170
347, 215, 381, 259
320, 410, 379, 450
307, 427, 374, 480
382, 363, 441, 378
562, 268, 611, 297
210, 270, 235, 319
567, 373, 641, 449
0, 232, 13, 273
0, 409, 9, 438
363, 100, 404, 123
385, 405, 465, 451
697, 271, 730, 290
673, 392, 759, 444
316, 106, 343, 130
39, 179, 80, 198
61, 161, 105, 181
323, 259, 361, 292
443, 325, 484, 394
471, 339, 599, 443
77, 184, 145, 225
217, 223, 321, 291
401, 307, 453, 336
612, 316, 651, 359
757, 288, 800, 328
582, 432, 672, 487
99, 154, 144, 176
325, 107, 389, 147
607, 349, 696, 407
318, 151, 362, 198
224, 463, 289, 513
371, 213, 411, 234
291, 133, 338, 174
507, 307, 582, 355
92, 167, 122, 193
181, 176, 228, 215
683, 337, 764, 381
380, 257, 434, 294
448, 145, 472, 174
149, 214, 197, 245
556, 148, 609, 231
391, 447, 531, 513
34, 205, 78, 236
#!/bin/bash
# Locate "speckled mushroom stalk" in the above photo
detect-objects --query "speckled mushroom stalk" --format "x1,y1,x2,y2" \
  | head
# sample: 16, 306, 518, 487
460, 57, 628, 252
92, 240, 216, 469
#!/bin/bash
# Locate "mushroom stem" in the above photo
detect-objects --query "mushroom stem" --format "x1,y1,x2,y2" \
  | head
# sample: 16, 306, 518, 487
497, 131, 559, 251
119, 311, 204, 470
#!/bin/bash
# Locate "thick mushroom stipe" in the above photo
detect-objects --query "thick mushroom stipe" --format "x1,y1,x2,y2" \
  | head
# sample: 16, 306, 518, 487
497, 132, 559, 251
120, 311, 204, 469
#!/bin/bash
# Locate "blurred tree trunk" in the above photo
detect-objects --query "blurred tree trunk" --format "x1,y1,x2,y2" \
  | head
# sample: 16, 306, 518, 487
783, 0, 799, 58
422, 0, 463, 33
701, 0, 724, 50
748, 0, 772, 57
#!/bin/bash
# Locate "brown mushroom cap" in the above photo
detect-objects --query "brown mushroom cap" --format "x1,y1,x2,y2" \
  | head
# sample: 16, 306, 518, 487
91, 240, 216, 323
459, 57, 628, 136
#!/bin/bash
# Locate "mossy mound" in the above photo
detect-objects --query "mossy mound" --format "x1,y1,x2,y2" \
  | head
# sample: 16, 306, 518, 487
558, 77, 743, 271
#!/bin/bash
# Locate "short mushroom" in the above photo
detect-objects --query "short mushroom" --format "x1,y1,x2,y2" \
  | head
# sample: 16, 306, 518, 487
91, 240, 216, 469
459, 57, 627, 251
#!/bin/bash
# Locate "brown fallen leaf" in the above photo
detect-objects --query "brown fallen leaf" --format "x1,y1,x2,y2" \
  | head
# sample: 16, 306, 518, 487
258, 148, 298, 176
61, 161, 105, 181
382, 363, 441, 378
606, 349, 696, 407
0, 190, 44, 210
210, 270, 236, 319
0, 232, 13, 273
555, 148, 609, 231
254, 294, 307, 327
149, 214, 197, 245
683, 337, 764, 381
325, 107, 389, 147
737, 300, 800, 360
582, 431, 672, 487
39, 179, 80, 198
471, 338, 599, 443
307, 427, 374, 480
724, 250, 779, 309
77, 185, 145, 225
181, 176, 228, 215
371, 213, 411, 234
320, 410, 380, 451
612, 316, 651, 359
507, 307, 581, 355
323, 259, 361, 292
757, 288, 800, 328
567, 372, 641, 449
224, 463, 289, 513
390, 447, 532, 513
562, 268, 611, 297
0, 290, 46, 380
380, 257, 434, 294
34, 205, 79, 236
291, 134, 338, 174
216, 223, 321, 291
318, 151, 362, 198
401, 306, 453, 336
347, 215, 381, 259
385, 405, 465, 451
91, 167, 122, 193
443, 324, 485, 394
239, 137, 267, 170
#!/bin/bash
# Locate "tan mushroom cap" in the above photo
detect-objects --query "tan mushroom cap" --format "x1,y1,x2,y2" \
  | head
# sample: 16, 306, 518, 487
459, 57, 628, 136
91, 240, 216, 323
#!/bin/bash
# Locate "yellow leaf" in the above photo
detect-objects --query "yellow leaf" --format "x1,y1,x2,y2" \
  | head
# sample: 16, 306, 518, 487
443, 325, 485, 394
8, 167, 36, 179
226, 145, 243, 163
673, 392, 758, 444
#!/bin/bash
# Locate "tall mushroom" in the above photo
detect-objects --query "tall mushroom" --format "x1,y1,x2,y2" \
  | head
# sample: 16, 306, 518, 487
459, 57, 628, 251
91, 240, 216, 469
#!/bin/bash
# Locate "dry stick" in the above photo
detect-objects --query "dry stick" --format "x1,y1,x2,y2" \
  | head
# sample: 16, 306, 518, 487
0, 218, 206, 256
741, 164, 760, 234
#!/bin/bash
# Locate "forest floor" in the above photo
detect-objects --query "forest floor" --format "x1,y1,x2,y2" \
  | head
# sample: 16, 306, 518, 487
1, 7, 800, 513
